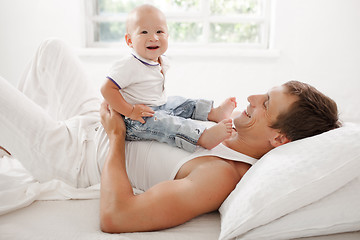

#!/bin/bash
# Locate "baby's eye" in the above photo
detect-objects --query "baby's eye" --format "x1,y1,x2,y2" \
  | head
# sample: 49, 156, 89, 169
157, 30, 164, 34
141, 30, 148, 34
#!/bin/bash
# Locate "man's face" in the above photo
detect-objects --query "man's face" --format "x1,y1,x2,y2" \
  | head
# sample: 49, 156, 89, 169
233, 85, 298, 146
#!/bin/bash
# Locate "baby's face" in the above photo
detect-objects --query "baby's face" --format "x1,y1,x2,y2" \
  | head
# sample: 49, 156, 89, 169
126, 8, 169, 62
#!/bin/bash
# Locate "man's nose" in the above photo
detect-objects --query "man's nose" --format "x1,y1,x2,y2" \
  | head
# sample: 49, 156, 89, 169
247, 95, 257, 104
247, 94, 264, 106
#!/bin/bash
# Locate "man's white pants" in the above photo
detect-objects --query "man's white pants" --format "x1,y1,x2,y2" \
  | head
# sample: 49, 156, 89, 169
0, 39, 103, 187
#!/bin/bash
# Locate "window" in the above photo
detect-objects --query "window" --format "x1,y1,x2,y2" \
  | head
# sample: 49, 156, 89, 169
85, 0, 271, 50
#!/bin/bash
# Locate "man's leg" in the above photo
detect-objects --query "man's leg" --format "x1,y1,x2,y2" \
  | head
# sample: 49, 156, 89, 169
0, 76, 82, 186
3, 39, 102, 186
18, 38, 101, 120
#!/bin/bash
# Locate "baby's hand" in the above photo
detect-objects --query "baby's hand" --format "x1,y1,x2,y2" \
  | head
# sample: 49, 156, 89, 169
129, 104, 155, 123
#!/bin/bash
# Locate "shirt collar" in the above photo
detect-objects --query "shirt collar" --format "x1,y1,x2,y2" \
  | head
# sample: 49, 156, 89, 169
131, 50, 160, 66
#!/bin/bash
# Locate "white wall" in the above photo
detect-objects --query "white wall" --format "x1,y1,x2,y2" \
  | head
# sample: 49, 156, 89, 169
0, 0, 85, 83
1, 0, 359, 123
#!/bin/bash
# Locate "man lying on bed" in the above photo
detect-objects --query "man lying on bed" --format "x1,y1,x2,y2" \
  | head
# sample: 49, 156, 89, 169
99, 83, 340, 232
0, 39, 340, 234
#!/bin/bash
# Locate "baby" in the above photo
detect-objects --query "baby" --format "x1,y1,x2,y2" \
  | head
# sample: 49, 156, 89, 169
101, 4, 237, 152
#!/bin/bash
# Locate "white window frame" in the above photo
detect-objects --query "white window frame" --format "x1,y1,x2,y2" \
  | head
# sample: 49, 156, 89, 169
84, 0, 275, 57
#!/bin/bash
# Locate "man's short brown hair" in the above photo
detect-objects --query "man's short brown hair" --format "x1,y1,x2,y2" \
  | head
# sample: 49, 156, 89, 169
271, 80, 341, 141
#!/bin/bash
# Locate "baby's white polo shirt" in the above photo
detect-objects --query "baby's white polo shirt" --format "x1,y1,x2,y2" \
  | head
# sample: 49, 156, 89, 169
107, 50, 170, 107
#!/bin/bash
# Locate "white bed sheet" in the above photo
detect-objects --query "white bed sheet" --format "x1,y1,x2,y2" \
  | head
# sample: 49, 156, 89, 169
0, 156, 100, 216
0, 197, 359, 240
0, 198, 221, 240
0, 155, 222, 240
1, 154, 360, 240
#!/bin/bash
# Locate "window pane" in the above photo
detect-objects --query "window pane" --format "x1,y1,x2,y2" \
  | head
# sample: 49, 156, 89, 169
97, 0, 147, 15
97, 0, 201, 15
168, 22, 203, 42
95, 22, 126, 42
210, 0, 261, 15
88, 0, 269, 47
160, 0, 200, 13
209, 23, 261, 43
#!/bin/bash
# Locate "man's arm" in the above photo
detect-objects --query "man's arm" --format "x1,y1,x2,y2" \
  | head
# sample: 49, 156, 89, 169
99, 102, 240, 233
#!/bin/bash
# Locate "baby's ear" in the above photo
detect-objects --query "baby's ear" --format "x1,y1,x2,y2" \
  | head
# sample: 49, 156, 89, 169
125, 34, 133, 47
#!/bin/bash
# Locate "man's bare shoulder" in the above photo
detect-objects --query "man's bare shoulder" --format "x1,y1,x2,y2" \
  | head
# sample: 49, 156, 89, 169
175, 155, 247, 182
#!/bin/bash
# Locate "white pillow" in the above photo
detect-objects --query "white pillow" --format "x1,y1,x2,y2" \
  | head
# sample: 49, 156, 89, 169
239, 177, 360, 240
219, 123, 360, 240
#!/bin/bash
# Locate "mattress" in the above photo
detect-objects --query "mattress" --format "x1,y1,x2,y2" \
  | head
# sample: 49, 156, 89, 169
0, 198, 221, 240
0, 155, 220, 240
0, 197, 359, 240
1, 128, 360, 240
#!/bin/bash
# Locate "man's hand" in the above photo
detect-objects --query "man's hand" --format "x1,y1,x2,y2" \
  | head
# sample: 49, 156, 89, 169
100, 101, 126, 140
129, 104, 155, 124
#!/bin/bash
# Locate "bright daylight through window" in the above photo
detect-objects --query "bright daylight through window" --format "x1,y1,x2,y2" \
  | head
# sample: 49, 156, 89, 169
85, 0, 271, 49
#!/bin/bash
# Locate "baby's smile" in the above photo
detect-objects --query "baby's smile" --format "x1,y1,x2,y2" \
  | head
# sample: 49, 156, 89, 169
147, 46, 159, 50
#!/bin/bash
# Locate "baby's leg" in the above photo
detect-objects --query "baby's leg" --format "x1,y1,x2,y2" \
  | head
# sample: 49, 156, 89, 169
161, 96, 213, 121
197, 119, 233, 150
207, 97, 237, 123
125, 110, 209, 153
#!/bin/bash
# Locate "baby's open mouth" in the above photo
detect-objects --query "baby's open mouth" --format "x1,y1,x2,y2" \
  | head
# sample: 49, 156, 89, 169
147, 46, 159, 50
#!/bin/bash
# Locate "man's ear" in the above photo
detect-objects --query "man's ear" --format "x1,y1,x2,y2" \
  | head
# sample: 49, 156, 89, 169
270, 132, 291, 148
125, 34, 133, 47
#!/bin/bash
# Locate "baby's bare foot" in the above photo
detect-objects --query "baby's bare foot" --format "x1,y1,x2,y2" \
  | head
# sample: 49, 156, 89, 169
208, 97, 237, 123
198, 119, 233, 150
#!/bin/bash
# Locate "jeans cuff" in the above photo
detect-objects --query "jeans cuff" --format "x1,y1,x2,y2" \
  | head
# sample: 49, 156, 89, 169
175, 124, 206, 152
192, 99, 213, 121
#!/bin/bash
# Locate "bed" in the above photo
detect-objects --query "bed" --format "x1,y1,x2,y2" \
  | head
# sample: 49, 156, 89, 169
1, 121, 360, 240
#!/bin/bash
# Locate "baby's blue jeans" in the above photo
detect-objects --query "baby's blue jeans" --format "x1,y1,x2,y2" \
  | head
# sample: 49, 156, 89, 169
124, 96, 213, 152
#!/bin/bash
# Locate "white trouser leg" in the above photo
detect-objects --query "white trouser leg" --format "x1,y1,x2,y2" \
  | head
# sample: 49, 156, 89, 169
0, 77, 81, 185
17, 38, 100, 120
0, 39, 102, 187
